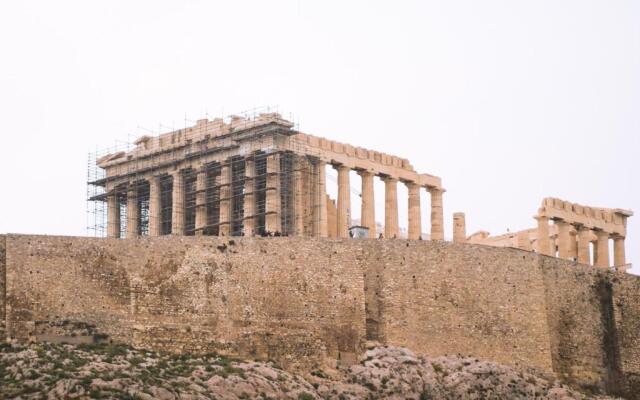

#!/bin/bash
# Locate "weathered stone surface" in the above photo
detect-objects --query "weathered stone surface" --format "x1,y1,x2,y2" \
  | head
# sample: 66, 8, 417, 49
362, 240, 554, 374
4, 235, 366, 371
0, 235, 5, 337
0, 342, 620, 399
3, 234, 640, 398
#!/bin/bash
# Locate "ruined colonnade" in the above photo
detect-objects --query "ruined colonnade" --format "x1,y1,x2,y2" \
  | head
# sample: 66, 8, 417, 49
463, 197, 632, 269
535, 198, 631, 268
97, 114, 444, 240
104, 155, 445, 240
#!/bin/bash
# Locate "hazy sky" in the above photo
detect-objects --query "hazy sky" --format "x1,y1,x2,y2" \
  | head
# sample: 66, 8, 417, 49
0, 1, 638, 272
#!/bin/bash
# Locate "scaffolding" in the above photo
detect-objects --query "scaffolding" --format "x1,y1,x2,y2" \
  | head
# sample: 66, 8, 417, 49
87, 107, 328, 238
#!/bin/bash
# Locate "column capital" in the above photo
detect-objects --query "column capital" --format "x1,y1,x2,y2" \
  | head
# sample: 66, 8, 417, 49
551, 218, 571, 228
573, 223, 592, 233
148, 173, 162, 182
426, 186, 445, 194
356, 169, 374, 178
312, 158, 326, 167
381, 175, 398, 183
127, 182, 138, 194
333, 163, 351, 172
194, 164, 208, 174
404, 180, 420, 190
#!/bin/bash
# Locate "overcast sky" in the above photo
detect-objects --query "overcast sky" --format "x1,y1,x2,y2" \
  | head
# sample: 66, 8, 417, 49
0, 1, 638, 273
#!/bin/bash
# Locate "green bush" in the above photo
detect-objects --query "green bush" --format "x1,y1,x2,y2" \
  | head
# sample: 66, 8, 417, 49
298, 393, 314, 400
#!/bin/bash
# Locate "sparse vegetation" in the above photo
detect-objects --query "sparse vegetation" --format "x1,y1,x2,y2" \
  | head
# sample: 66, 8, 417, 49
0, 342, 614, 399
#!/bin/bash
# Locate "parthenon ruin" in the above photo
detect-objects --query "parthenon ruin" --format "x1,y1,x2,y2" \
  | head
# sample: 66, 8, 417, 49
466, 197, 633, 270
89, 113, 444, 240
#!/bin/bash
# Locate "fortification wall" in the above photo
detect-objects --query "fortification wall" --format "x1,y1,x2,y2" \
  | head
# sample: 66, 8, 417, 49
362, 241, 554, 374
4, 235, 366, 370
3, 234, 640, 398
541, 257, 621, 395
0, 235, 5, 336
612, 273, 640, 396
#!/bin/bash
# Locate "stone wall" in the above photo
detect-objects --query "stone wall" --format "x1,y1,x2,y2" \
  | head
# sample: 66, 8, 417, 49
4, 235, 365, 370
612, 273, 640, 397
538, 258, 640, 399
361, 241, 554, 374
540, 257, 614, 394
3, 234, 640, 398
0, 235, 5, 337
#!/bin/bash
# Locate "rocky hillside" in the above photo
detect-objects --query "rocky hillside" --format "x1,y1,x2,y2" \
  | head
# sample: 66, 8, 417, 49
0, 342, 618, 399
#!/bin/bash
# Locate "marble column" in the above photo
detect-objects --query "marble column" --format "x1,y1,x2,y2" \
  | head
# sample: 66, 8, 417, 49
555, 220, 571, 260
359, 171, 375, 238
550, 236, 558, 257
294, 157, 305, 236
576, 226, 591, 265
265, 153, 281, 234
384, 177, 399, 238
316, 161, 328, 237
407, 183, 422, 240
107, 192, 120, 238
194, 168, 208, 235
148, 176, 161, 236
535, 214, 551, 256
453, 212, 466, 243
336, 165, 351, 238
126, 184, 139, 238
243, 159, 256, 236
594, 230, 610, 268
171, 171, 185, 235
219, 163, 232, 236
614, 236, 626, 267
568, 228, 578, 260
429, 187, 444, 240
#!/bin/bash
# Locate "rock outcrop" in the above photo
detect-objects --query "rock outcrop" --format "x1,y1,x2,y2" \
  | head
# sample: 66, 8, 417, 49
0, 342, 619, 399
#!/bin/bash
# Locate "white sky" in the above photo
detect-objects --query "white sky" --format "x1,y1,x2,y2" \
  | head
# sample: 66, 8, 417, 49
0, 1, 638, 273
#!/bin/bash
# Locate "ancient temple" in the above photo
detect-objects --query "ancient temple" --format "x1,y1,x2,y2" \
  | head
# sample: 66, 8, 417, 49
90, 113, 444, 239
465, 198, 633, 269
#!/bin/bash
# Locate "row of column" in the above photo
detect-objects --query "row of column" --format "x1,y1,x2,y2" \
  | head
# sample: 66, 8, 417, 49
107, 155, 445, 241
336, 165, 444, 240
106, 183, 146, 238
536, 216, 626, 268
107, 153, 315, 238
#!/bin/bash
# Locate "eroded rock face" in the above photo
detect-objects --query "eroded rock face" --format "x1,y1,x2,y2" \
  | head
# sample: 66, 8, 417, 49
0, 343, 618, 399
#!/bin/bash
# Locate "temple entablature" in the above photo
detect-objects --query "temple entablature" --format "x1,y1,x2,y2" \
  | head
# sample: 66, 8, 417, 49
95, 114, 443, 191
96, 113, 294, 170
289, 132, 441, 189
539, 197, 631, 237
